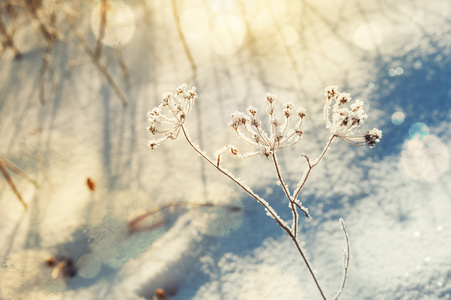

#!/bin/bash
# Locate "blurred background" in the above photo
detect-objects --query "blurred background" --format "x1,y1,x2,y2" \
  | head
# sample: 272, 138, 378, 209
0, 0, 450, 299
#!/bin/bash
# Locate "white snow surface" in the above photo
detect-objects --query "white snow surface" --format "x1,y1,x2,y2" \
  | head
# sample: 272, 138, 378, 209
1, 0, 450, 299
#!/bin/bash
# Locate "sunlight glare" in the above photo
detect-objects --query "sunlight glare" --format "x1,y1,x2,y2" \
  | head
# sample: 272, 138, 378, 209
90, 1, 136, 47
400, 132, 449, 182
210, 15, 246, 55
354, 24, 382, 50
181, 9, 209, 39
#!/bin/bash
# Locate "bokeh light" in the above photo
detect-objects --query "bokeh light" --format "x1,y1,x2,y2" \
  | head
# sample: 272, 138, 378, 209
389, 67, 404, 77
408, 122, 429, 139
400, 125, 449, 182
77, 253, 101, 279
353, 23, 382, 50
90, 1, 136, 47
391, 111, 405, 125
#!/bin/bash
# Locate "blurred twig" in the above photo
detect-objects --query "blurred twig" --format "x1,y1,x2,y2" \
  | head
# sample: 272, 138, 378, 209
0, 14, 21, 58
38, 9, 56, 104
60, 1, 129, 107
128, 201, 241, 233
0, 156, 39, 210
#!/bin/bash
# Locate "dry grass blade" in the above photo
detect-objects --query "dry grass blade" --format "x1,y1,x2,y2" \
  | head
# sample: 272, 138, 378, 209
2, 157, 39, 188
128, 201, 241, 233
0, 156, 28, 209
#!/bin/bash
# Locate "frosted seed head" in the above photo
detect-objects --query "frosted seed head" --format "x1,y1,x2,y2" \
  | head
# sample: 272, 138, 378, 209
297, 107, 307, 118
284, 109, 291, 118
162, 93, 171, 105
229, 112, 248, 129
253, 134, 260, 143
148, 140, 159, 149
284, 102, 294, 110
295, 128, 303, 136
247, 106, 257, 116
266, 93, 276, 104
176, 83, 187, 95
365, 128, 382, 148
325, 86, 339, 99
187, 87, 197, 100
271, 118, 281, 127
147, 125, 157, 134
250, 117, 260, 128
230, 146, 239, 155
337, 92, 351, 105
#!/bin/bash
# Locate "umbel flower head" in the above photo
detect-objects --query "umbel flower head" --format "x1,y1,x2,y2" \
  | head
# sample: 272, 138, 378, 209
324, 86, 382, 148
147, 84, 197, 149
228, 93, 307, 158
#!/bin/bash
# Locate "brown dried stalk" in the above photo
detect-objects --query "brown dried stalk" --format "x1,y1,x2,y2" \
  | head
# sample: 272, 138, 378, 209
0, 156, 39, 209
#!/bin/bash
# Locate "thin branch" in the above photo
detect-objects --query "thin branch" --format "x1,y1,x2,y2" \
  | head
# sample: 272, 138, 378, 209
290, 235, 327, 300
38, 10, 56, 105
0, 156, 27, 209
0, 14, 21, 58
2, 156, 39, 187
61, 3, 129, 107
94, 0, 107, 59
170, 0, 197, 74
272, 153, 298, 237
293, 135, 335, 201
128, 201, 241, 233
334, 218, 350, 300
180, 125, 289, 231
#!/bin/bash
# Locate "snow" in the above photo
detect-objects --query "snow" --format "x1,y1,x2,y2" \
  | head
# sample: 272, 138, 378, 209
1, 0, 451, 299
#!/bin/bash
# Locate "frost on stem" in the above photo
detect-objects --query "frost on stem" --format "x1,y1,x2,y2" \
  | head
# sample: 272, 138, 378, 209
228, 93, 307, 158
146, 84, 197, 149
324, 86, 382, 148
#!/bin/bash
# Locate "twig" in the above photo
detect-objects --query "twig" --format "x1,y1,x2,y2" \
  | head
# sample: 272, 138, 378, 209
2, 156, 39, 187
128, 200, 241, 233
61, 2, 129, 107
38, 10, 56, 105
114, 47, 131, 89
0, 156, 28, 209
170, 0, 197, 73
94, 0, 107, 59
272, 153, 299, 237
293, 135, 335, 201
334, 218, 350, 300
0, 15, 21, 58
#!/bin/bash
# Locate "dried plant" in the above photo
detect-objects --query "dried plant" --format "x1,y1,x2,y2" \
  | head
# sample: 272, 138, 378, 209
146, 84, 381, 299
0, 155, 39, 209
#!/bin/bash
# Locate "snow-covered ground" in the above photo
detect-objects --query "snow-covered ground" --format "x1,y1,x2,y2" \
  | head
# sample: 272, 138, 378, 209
1, 0, 450, 299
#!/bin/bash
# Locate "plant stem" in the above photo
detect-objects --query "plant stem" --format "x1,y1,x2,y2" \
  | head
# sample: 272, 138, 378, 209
293, 135, 335, 201
181, 125, 327, 299
272, 153, 298, 237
